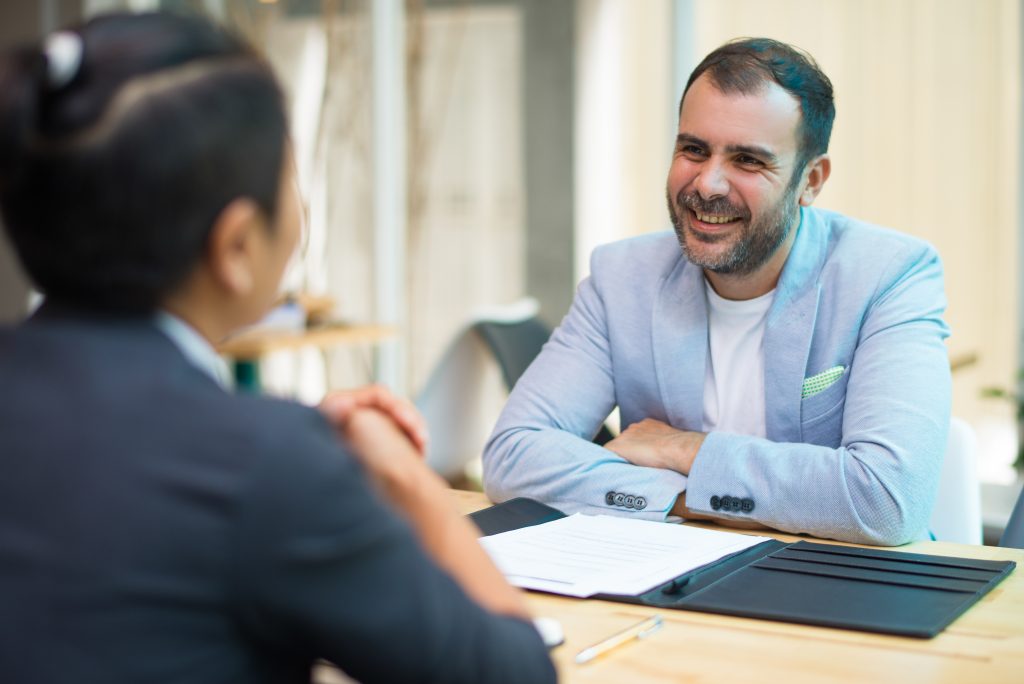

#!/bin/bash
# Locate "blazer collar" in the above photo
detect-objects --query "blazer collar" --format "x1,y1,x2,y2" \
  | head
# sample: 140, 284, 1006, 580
764, 207, 829, 441
770, 206, 828, 310
652, 253, 708, 432
25, 299, 229, 393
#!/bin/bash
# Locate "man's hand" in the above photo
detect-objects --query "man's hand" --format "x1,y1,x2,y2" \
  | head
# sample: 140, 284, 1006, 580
319, 385, 429, 456
604, 418, 705, 475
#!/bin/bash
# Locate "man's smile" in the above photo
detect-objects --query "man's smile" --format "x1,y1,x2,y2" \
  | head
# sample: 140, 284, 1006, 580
690, 209, 742, 226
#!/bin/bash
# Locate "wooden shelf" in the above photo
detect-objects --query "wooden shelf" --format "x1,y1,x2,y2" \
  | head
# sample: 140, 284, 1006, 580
217, 323, 396, 360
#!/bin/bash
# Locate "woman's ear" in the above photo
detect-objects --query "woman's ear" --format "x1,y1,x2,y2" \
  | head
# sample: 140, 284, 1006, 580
206, 198, 266, 296
799, 154, 831, 206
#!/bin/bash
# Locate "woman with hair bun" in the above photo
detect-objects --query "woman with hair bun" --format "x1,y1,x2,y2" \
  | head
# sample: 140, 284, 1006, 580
0, 12, 554, 684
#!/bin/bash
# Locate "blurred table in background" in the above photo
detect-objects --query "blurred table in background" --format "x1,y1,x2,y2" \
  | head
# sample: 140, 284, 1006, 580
217, 294, 395, 392
218, 323, 397, 361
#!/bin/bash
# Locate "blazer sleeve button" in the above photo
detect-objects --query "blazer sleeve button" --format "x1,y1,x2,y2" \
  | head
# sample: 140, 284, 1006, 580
710, 495, 722, 510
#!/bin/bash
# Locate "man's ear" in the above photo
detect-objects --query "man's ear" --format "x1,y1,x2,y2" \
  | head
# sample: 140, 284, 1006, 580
206, 198, 266, 296
799, 154, 831, 206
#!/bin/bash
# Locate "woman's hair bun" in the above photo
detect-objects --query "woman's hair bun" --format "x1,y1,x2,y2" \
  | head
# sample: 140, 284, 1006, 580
0, 11, 288, 313
43, 31, 84, 90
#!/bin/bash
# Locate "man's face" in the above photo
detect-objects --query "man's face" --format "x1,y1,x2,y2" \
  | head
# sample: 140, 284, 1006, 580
667, 74, 805, 276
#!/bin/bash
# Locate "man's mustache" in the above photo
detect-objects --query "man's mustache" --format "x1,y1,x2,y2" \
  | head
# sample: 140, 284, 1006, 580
677, 191, 749, 221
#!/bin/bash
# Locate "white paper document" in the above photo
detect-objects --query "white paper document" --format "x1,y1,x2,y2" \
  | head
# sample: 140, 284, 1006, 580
479, 513, 769, 598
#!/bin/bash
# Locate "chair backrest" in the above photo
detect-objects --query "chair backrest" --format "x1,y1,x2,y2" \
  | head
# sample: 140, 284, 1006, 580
473, 309, 615, 446
416, 298, 620, 481
998, 484, 1024, 548
929, 417, 982, 544
415, 299, 543, 481
415, 324, 504, 481
474, 316, 553, 392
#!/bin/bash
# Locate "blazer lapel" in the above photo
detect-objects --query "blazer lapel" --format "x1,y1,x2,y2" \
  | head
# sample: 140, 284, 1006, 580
652, 258, 708, 431
765, 286, 819, 442
764, 207, 826, 442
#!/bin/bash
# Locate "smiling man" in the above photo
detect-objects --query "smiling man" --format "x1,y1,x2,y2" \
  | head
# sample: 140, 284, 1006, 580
482, 38, 951, 546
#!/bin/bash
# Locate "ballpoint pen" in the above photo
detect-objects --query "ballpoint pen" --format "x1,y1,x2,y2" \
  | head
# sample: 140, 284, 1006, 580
574, 614, 663, 665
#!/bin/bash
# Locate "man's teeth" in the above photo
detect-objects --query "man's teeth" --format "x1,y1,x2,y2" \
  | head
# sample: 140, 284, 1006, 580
696, 212, 738, 224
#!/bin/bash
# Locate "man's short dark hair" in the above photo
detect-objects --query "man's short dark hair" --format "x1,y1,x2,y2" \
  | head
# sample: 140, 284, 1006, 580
681, 37, 835, 171
0, 12, 288, 313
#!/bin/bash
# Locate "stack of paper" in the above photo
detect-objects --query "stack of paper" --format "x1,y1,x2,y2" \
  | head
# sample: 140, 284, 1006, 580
479, 513, 769, 598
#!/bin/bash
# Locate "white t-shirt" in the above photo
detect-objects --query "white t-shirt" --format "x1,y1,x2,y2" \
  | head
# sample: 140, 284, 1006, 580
701, 280, 775, 437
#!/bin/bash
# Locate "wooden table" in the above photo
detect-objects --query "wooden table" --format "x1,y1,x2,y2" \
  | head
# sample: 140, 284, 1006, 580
217, 323, 396, 392
451, 490, 1024, 684
217, 323, 396, 361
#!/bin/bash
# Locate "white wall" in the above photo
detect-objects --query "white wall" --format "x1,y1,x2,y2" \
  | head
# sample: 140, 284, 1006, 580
258, 6, 526, 399
574, 0, 674, 280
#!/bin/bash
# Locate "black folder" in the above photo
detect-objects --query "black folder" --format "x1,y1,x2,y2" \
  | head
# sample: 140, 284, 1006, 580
469, 498, 1016, 638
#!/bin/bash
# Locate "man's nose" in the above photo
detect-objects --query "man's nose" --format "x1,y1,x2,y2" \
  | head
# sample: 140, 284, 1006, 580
693, 160, 730, 200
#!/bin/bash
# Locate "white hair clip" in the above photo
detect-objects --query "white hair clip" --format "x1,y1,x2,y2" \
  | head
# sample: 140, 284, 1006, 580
43, 31, 84, 90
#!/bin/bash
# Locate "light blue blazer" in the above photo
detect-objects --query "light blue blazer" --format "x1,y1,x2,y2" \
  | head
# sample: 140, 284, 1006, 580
483, 207, 951, 545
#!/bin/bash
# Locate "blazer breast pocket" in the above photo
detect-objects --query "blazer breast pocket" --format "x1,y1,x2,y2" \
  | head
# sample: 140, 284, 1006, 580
800, 366, 850, 445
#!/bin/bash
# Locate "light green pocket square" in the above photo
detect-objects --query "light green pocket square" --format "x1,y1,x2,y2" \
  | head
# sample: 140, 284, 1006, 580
802, 365, 846, 399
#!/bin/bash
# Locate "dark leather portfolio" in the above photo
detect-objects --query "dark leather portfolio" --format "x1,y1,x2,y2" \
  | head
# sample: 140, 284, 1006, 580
469, 498, 1016, 638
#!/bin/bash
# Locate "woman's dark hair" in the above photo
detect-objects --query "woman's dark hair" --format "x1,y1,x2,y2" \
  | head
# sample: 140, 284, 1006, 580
682, 37, 835, 173
0, 11, 288, 313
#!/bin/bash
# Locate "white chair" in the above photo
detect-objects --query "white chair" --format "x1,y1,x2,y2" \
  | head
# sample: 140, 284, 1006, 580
415, 299, 541, 481
929, 417, 982, 544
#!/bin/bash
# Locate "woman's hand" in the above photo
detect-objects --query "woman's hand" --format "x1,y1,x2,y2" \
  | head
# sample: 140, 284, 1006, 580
319, 384, 429, 456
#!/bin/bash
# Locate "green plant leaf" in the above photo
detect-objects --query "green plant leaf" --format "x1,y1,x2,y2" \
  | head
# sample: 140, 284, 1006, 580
981, 387, 1013, 400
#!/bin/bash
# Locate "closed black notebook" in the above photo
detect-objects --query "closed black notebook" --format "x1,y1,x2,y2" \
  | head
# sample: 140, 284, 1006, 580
469, 498, 1016, 638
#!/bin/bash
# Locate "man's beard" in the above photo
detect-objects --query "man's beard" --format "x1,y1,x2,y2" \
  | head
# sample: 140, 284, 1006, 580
667, 179, 800, 276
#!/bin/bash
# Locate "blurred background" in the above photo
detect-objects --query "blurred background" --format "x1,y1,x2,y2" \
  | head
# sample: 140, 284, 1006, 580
1, 0, 1020, 539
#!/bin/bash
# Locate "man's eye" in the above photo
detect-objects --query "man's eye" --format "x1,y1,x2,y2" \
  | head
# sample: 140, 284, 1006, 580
680, 145, 706, 157
736, 155, 763, 167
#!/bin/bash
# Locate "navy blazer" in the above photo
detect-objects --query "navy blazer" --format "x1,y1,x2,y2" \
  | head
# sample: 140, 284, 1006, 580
0, 310, 554, 684
484, 207, 951, 545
